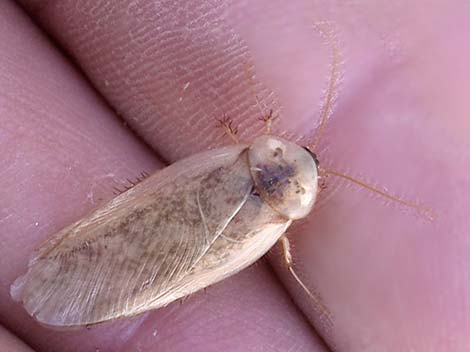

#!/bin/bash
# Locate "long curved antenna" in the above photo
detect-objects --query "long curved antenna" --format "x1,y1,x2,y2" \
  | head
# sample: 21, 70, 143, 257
244, 63, 277, 134
321, 168, 437, 221
310, 22, 342, 151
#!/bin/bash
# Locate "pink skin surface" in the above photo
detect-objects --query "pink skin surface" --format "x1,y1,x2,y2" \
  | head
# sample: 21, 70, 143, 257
0, 0, 468, 351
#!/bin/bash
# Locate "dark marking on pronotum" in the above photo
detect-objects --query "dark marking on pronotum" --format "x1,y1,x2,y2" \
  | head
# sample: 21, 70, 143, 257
257, 162, 296, 197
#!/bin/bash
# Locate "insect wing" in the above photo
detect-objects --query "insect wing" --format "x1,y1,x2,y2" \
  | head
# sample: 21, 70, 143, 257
12, 145, 258, 327
155, 192, 291, 309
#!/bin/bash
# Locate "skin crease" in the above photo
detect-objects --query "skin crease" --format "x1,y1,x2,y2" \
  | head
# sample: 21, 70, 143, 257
0, 0, 468, 351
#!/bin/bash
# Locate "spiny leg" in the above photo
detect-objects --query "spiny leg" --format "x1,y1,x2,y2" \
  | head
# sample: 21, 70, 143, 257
216, 114, 240, 144
278, 234, 332, 322
244, 63, 277, 134
258, 109, 276, 134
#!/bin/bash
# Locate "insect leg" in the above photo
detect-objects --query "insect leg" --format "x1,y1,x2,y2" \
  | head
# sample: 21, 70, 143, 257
258, 109, 276, 134
243, 63, 278, 134
279, 234, 332, 322
216, 114, 240, 144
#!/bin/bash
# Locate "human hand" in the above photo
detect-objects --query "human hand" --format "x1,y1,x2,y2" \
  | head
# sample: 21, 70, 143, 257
0, 1, 468, 351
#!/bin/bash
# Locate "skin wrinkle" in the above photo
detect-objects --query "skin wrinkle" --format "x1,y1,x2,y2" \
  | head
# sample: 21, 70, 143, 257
3, 0, 344, 346
44, 0, 280, 161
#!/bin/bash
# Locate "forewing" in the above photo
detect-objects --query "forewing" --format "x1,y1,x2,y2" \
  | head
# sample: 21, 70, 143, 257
144, 193, 292, 310
12, 146, 252, 327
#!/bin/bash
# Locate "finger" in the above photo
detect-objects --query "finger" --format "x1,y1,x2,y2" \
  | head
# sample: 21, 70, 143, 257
0, 1, 159, 350
2, 1, 327, 351
18, 0, 329, 161
0, 325, 35, 352
18, 0, 470, 350
268, 3, 470, 351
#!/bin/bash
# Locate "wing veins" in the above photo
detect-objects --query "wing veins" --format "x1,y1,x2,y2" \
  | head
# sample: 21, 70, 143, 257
138, 183, 252, 311
190, 182, 251, 270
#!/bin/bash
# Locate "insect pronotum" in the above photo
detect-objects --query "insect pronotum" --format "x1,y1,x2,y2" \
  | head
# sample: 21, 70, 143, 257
10, 22, 433, 328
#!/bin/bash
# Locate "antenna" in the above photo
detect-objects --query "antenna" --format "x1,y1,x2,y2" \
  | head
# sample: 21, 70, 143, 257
307, 24, 435, 220
310, 22, 341, 152
321, 168, 437, 220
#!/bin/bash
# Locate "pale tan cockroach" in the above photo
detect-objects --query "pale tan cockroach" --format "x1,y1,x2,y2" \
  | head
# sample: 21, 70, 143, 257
10, 23, 433, 328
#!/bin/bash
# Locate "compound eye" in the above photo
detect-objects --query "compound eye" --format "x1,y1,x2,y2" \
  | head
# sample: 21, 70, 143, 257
302, 147, 319, 167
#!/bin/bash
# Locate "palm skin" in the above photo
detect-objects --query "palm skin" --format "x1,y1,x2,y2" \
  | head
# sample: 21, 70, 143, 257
0, 1, 469, 351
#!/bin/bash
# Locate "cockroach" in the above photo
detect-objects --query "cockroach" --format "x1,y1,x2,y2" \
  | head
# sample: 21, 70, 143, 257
11, 22, 433, 328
